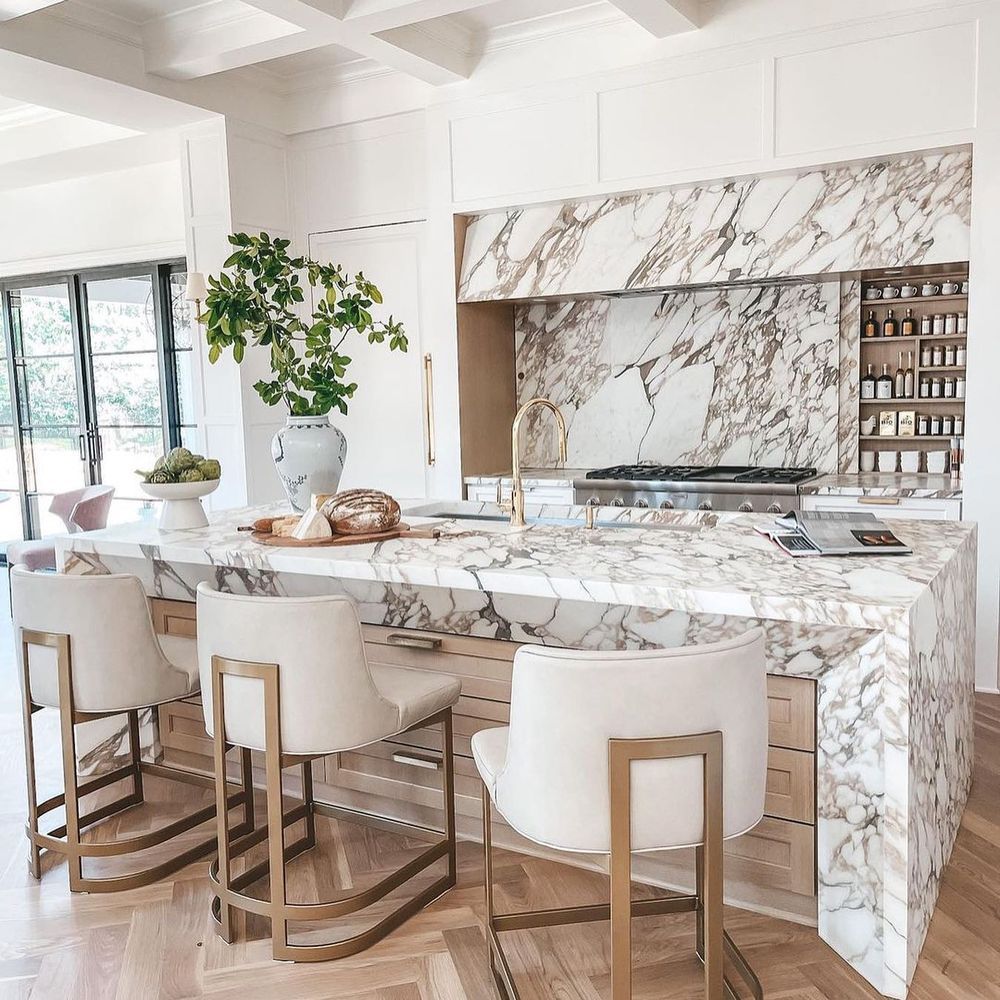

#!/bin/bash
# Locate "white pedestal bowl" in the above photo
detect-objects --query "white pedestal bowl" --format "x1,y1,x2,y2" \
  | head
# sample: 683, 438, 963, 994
140, 480, 220, 530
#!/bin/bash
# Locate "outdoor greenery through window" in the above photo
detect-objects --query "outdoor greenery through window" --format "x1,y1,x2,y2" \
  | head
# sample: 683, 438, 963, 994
0, 261, 197, 553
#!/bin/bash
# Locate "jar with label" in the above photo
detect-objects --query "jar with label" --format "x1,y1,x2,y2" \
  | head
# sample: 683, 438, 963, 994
956, 375, 966, 399
931, 414, 943, 435
920, 314, 932, 336
931, 377, 943, 398
919, 377, 931, 398
957, 312, 968, 334
942, 415, 954, 436
945, 313, 958, 335
955, 415, 964, 434
932, 344, 944, 366
918, 413, 930, 435
957, 343, 967, 365
943, 377, 955, 398
933, 314, 945, 335
921, 344, 933, 366
945, 344, 956, 366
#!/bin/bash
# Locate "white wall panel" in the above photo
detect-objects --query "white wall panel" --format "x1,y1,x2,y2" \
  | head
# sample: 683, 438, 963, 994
598, 63, 764, 181
775, 22, 977, 156
449, 95, 597, 203
228, 133, 290, 233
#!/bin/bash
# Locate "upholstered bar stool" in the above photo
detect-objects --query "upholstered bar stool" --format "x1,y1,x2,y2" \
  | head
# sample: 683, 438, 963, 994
12, 566, 251, 892
196, 583, 462, 962
473, 629, 768, 1000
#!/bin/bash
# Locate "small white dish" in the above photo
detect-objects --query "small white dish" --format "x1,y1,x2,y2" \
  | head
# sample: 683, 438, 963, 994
860, 452, 876, 472
926, 451, 948, 475
860, 415, 878, 436
900, 451, 920, 473
140, 479, 220, 530
877, 450, 898, 473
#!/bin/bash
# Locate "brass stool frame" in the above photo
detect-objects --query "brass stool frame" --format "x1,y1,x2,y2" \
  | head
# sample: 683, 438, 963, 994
208, 655, 458, 962
482, 731, 764, 1000
20, 627, 253, 893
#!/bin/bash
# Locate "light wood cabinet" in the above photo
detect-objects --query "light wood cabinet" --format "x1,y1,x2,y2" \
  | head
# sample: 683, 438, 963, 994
149, 598, 818, 909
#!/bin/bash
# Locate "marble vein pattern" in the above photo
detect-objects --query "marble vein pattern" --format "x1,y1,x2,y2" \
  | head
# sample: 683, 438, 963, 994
458, 150, 972, 301
801, 474, 963, 499
58, 502, 977, 999
514, 282, 841, 470
838, 278, 862, 473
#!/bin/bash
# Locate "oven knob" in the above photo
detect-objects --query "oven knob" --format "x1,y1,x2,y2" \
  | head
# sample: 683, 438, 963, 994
698, 500, 713, 511
610, 497, 626, 507
738, 501, 753, 513
766, 502, 782, 514
586, 496, 600, 507
634, 499, 649, 508
659, 499, 674, 510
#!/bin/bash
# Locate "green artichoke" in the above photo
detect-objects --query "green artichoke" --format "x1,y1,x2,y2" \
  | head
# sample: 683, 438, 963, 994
148, 469, 175, 484
197, 458, 221, 481
164, 447, 197, 473
179, 468, 205, 483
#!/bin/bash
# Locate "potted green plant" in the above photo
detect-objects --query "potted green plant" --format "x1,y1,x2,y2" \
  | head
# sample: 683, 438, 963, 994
201, 232, 407, 510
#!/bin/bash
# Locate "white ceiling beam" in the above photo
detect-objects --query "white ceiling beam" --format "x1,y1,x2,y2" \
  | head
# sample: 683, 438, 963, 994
342, 0, 497, 34
608, 0, 702, 37
145, 0, 472, 85
0, 0, 61, 20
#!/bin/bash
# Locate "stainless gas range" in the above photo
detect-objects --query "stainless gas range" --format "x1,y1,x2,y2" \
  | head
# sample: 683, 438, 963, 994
573, 464, 818, 513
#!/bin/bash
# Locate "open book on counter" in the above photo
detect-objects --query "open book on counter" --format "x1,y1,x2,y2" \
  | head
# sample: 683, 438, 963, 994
755, 510, 912, 558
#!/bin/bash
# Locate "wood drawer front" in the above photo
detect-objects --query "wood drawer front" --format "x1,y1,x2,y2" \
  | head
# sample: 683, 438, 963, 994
766, 676, 815, 751
725, 817, 815, 897
764, 748, 814, 824
158, 699, 212, 757
150, 598, 197, 638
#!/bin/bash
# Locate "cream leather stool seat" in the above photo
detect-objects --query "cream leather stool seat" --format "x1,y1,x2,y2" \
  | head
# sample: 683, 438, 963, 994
472, 631, 769, 1000
196, 584, 461, 962
12, 566, 251, 892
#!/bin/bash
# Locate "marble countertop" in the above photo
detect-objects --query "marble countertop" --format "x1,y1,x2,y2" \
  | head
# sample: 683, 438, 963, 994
463, 468, 583, 488
803, 473, 962, 499
58, 499, 975, 628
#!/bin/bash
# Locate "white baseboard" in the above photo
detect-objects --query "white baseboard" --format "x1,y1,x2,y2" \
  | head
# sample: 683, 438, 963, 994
975, 686, 1000, 695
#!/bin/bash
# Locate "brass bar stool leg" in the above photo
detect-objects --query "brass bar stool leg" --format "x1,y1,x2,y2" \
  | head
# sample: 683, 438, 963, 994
19, 638, 41, 880
695, 844, 705, 961
701, 735, 725, 1000
442, 709, 457, 885
128, 710, 144, 803
262, 666, 291, 961
240, 746, 254, 835
608, 743, 633, 1000
301, 761, 316, 850
55, 635, 84, 892
212, 667, 235, 943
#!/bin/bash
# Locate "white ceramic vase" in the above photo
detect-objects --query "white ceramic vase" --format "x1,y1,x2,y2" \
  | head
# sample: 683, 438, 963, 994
271, 414, 348, 512
140, 479, 220, 530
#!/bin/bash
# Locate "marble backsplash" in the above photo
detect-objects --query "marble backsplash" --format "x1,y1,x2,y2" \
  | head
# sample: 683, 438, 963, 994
459, 149, 972, 301
515, 280, 842, 471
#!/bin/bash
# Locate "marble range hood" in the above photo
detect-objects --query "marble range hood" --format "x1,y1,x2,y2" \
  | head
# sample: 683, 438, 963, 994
457, 149, 972, 302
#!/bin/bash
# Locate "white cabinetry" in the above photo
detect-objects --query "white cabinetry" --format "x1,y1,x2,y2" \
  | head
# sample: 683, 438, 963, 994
800, 495, 962, 521
309, 223, 430, 498
466, 483, 574, 505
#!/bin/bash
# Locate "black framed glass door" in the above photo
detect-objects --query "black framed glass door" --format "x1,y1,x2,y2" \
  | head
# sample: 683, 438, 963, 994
0, 260, 194, 552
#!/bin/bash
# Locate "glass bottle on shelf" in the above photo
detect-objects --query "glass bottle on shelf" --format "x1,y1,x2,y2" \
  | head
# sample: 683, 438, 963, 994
904, 351, 914, 398
882, 309, 897, 338
920, 314, 932, 336
957, 343, 967, 365
876, 363, 894, 400
861, 364, 876, 400
921, 343, 932, 366
894, 352, 906, 398
863, 310, 879, 339
900, 308, 916, 337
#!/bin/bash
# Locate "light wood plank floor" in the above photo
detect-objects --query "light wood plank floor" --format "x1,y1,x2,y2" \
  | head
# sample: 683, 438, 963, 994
1, 586, 999, 999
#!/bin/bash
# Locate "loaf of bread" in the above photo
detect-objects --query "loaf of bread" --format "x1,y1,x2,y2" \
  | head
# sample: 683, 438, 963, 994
269, 514, 301, 537
320, 489, 400, 534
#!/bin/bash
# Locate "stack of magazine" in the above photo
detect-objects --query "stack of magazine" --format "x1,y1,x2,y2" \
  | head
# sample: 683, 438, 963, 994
755, 510, 911, 558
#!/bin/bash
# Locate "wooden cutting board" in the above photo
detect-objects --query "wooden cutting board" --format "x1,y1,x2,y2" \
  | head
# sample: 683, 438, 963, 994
250, 522, 441, 547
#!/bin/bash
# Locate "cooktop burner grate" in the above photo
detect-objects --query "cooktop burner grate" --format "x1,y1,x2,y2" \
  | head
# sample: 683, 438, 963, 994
585, 464, 817, 484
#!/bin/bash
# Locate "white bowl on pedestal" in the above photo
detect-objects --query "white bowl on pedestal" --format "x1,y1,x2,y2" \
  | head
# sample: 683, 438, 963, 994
140, 480, 220, 530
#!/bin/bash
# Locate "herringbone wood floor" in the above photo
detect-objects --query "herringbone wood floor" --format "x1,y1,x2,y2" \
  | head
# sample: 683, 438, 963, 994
2, 591, 999, 999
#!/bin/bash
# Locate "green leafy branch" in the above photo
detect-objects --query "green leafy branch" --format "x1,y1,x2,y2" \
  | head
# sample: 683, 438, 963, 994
201, 232, 407, 417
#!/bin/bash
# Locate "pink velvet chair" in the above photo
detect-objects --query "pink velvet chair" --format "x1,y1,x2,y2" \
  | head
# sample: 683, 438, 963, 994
6, 486, 115, 572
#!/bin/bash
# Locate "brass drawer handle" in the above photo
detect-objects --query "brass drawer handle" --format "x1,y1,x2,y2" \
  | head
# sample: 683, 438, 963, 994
857, 496, 901, 506
392, 752, 441, 771
386, 632, 443, 650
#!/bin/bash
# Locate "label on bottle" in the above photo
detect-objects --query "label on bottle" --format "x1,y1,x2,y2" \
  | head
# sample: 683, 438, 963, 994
876, 381, 893, 400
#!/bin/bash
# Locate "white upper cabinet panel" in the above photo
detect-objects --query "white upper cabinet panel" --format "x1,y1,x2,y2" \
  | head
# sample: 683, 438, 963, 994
450, 95, 597, 204
228, 134, 290, 234
775, 21, 977, 157
598, 63, 764, 182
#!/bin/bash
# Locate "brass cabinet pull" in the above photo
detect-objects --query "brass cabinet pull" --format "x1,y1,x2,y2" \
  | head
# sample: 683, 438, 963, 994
857, 496, 901, 506
386, 632, 443, 650
423, 353, 436, 467
392, 751, 441, 771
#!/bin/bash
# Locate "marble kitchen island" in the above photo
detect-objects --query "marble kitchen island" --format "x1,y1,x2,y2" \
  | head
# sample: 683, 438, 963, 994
56, 501, 976, 999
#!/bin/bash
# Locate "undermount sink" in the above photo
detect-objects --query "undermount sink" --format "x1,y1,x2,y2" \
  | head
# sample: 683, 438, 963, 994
418, 509, 702, 532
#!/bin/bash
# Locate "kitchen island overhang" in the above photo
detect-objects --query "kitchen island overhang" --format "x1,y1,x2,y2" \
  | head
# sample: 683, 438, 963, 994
56, 501, 977, 1000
